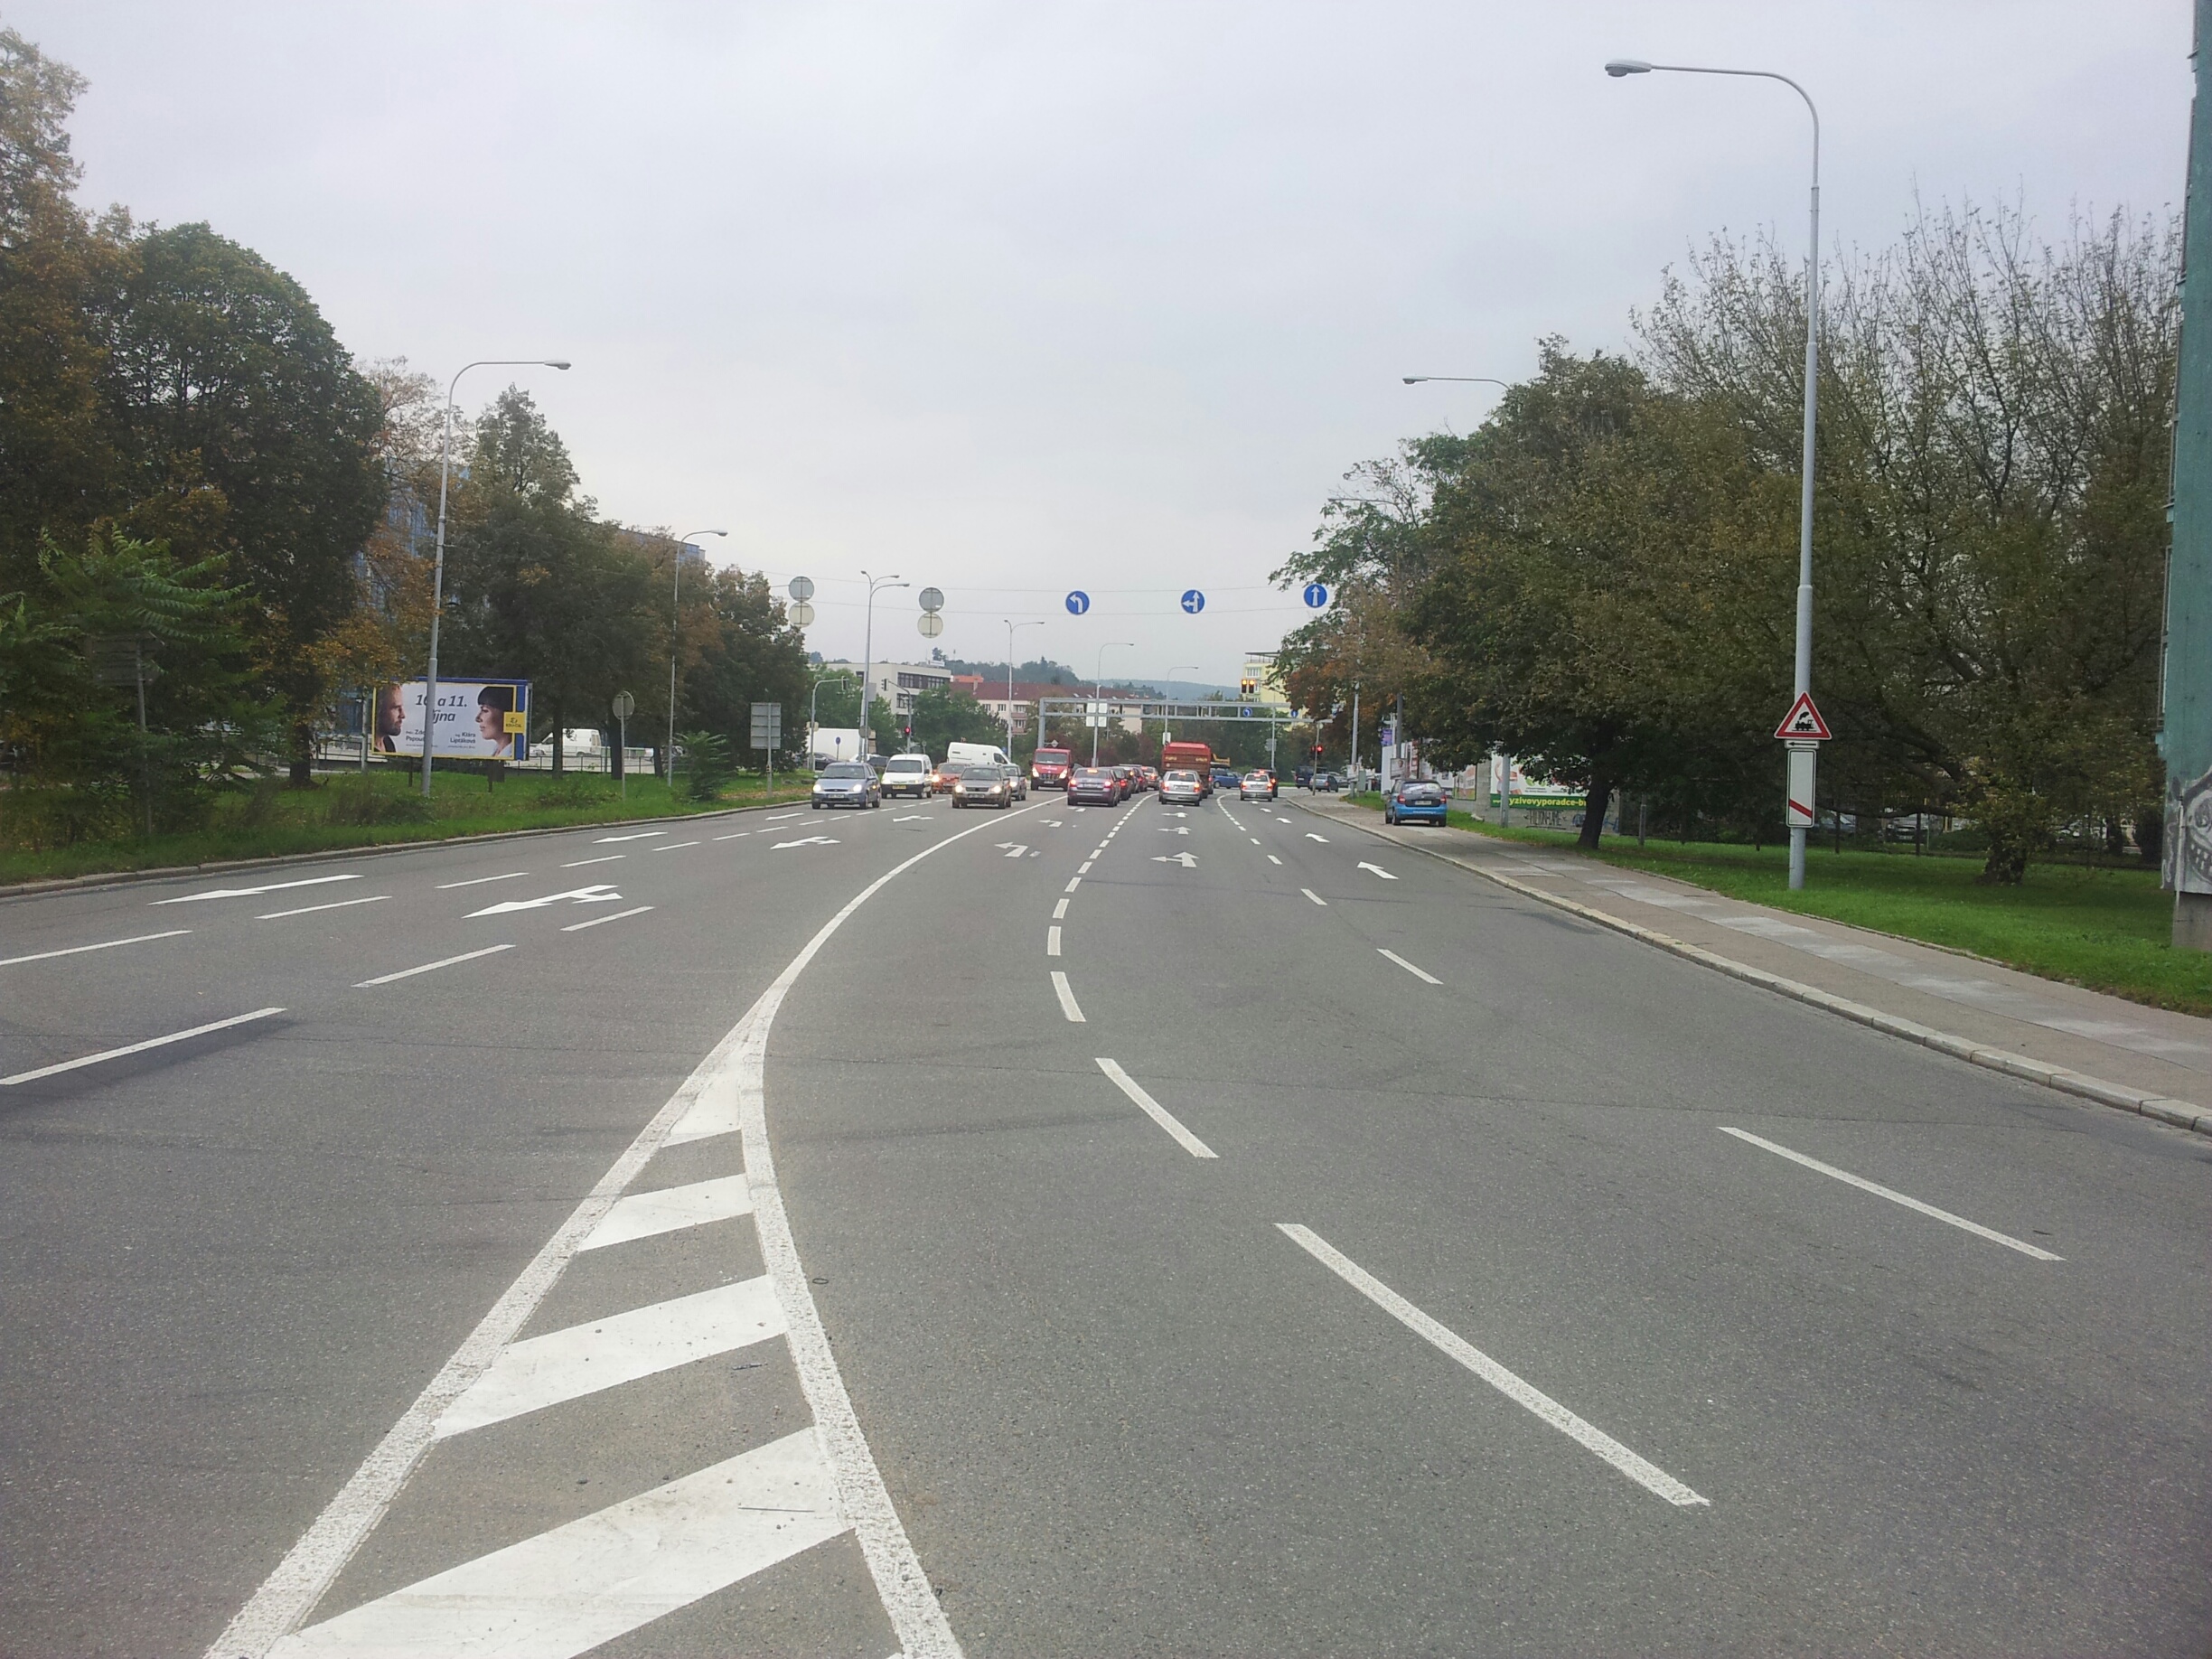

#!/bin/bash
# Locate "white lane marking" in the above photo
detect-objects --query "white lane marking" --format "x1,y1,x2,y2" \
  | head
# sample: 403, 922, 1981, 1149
1251, 836, 1261, 845
354, 944, 514, 987
0, 928, 189, 968
1306, 833, 1329, 843
714, 831, 750, 840
1719, 1127, 2064, 1260
1051, 970, 1086, 1023
580, 1175, 754, 1251
0, 1007, 285, 1086
434, 871, 529, 890
1047, 925, 1063, 957
1064, 876, 1082, 893
1356, 861, 1398, 880
1277, 1223, 1709, 1508
773, 835, 839, 849
1151, 851, 1197, 867
997, 842, 1028, 857
1078, 860, 1094, 875
561, 904, 653, 933
1379, 948, 1441, 984
1095, 1058, 1217, 1158
1267, 854, 1283, 866
155, 873, 360, 905
434, 1278, 787, 1439
470, 883, 621, 917
209, 807, 1017, 1659
894, 814, 933, 822
267, 1430, 845, 1659
651, 839, 702, 852
1053, 897, 1069, 919
593, 830, 668, 843
561, 854, 624, 867
763, 811, 803, 820
258, 895, 390, 921
1043, 818, 1064, 826
1303, 888, 1327, 906
1159, 826, 1190, 835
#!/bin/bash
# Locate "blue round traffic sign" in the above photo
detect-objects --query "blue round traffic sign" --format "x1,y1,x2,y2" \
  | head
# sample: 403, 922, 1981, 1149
1303, 581, 1328, 609
1064, 590, 1090, 615
1180, 589, 1205, 614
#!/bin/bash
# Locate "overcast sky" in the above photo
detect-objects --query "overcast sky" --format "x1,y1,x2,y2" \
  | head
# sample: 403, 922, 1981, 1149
11, 2, 2193, 682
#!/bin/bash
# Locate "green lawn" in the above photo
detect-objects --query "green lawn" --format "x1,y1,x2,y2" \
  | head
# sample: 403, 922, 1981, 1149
1343, 794, 2212, 1017
0, 765, 813, 887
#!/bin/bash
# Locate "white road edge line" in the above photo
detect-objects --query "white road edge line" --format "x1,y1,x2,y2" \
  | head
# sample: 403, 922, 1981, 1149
561, 905, 653, 933
1302, 888, 1327, 906
202, 804, 1028, 1659
1047, 925, 1063, 957
353, 944, 513, 987
0, 928, 190, 968
1051, 970, 1085, 1022
258, 896, 390, 921
1277, 1223, 1709, 1508
1379, 948, 1441, 985
1719, 1126, 2063, 1260
1095, 1058, 1217, 1158
434, 871, 530, 890
0, 1007, 286, 1086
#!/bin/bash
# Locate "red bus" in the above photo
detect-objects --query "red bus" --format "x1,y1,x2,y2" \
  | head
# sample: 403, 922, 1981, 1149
1030, 745, 1073, 789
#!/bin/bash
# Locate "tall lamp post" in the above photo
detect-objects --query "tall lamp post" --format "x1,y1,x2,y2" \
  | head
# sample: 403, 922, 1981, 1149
665, 529, 726, 785
1092, 641, 1134, 766
1003, 619, 1044, 755
1607, 56, 1821, 889
858, 571, 907, 763
421, 357, 571, 795
1401, 375, 1509, 391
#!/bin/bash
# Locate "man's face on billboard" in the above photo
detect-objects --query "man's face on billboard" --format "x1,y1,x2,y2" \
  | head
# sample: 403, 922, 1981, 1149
377, 687, 405, 736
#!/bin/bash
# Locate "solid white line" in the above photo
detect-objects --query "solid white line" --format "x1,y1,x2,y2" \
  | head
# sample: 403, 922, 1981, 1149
257, 895, 390, 921
561, 904, 653, 933
1094, 1058, 1217, 1158
1379, 948, 1441, 985
1277, 1223, 1708, 1507
1267, 854, 1282, 866
434, 1278, 787, 1439
0, 1007, 286, 1086
434, 871, 529, 890
353, 944, 513, 987
561, 854, 624, 867
1064, 876, 1082, 893
1303, 888, 1327, 906
1053, 897, 1069, 919
1047, 925, 1063, 957
1051, 970, 1085, 1023
268, 1430, 845, 1658
1719, 1127, 2064, 1260
0, 928, 190, 968
580, 1175, 755, 1251
155, 873, 360, 905
651, 839, 700, 852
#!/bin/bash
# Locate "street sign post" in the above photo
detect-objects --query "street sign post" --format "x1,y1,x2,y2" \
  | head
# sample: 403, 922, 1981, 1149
918, 613, 944, 638
1065, 591, 1090, 614
1180, 589, 1205, 614
751, 701, 783, 796
611, 690, 635, 797
1303, 582, 1329, 609
918, 586, 944, 614
787, 576, 814, 602
1775, 692, 1830, 832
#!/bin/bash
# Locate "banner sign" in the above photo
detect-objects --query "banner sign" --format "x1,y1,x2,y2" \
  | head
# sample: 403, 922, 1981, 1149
374, 679, 531, 761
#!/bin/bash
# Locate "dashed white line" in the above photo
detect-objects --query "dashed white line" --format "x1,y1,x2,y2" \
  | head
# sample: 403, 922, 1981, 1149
593, 830, 668, 843
1078, 860, 1094, 875
651, 840, 701, 852
0, 1007, 286, 1086
1251, 837, 1261, 845
1302, 888, 1327, 906
354, 944, 514, 987
1053, 897, 1069, 918
155, 873, 361, 905
763, 811, 802, 821
1306, 833, 1329, 843
1278, 1223, 1708, 1508
1095, 1058, 1217, 1158
258, 895, 391, 921
714, 831, 750, 840
1051, 970, 1086, 1022
1047, 925, 1063, 957
1064, 876, 1082, 894
1719, 1127, 2064, 1260
0, 929, 190, 968
435, 871, 530, 890
1267, 854, 1283, 866
561, 854, 624, 867
1379, 948, 1440, 984
562, 904, 653, 933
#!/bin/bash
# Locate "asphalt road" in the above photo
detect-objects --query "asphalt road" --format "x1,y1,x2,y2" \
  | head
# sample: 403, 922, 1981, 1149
2, 787, 2207, 1656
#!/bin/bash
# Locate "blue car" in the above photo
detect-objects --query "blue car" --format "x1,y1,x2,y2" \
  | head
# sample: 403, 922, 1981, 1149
1382, 780, 1448, 825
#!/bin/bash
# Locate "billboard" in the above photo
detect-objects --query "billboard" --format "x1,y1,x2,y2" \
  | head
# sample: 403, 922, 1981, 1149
373, 679, 531, 761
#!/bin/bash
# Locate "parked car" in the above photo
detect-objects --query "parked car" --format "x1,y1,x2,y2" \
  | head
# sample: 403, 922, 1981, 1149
1309, 770, 1342, 792
1158, 768, 1204, 804
1067, 766, 1119, 806
951, 764, 1016, 810
811, 761, 882, 810
881, 753, 933, 798
1382, 779, 1448, 825
1240, 770, 1278, 801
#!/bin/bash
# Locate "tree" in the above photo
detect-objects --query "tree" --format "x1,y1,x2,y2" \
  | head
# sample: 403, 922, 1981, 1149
679, 565, 811, 764
904, 685, 1002, 756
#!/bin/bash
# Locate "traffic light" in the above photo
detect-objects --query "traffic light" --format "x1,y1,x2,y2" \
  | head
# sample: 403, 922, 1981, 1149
1239, 676, 1256, 698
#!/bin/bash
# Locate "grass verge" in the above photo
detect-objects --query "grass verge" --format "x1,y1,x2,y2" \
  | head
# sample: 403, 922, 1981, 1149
1336, 792, 2212, 1017
0, 766, 814, 888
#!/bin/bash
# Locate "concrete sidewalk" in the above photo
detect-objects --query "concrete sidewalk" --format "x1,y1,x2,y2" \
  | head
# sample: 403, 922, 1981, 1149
1292, 792, 2212, 1139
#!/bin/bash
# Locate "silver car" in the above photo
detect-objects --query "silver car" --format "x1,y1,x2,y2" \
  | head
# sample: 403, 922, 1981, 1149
811, 762, 882, 810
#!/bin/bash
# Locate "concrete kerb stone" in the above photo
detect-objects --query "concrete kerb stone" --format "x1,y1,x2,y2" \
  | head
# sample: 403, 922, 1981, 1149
1295, 799, 2212, 1141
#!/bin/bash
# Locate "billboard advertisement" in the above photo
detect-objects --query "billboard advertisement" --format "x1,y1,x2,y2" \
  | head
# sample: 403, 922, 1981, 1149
372, 679, 532, 761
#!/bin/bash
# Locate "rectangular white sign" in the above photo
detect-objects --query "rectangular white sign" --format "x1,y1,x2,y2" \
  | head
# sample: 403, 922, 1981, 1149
373, 679, 532, 761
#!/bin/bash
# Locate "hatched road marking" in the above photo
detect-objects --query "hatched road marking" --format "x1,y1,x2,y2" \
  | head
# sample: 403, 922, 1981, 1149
579, 1174, 754, 1251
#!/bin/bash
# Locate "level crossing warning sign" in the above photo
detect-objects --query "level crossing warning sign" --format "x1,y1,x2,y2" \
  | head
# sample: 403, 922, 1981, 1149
1773, 692, 1832, 742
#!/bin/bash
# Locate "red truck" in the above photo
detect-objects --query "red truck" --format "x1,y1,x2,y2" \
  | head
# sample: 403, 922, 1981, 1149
1030, 745, 1073, 789
1159, 739, 1214, 795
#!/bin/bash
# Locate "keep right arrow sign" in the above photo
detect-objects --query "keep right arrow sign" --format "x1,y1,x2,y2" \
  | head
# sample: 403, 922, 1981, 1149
1774, 692, 1832, 742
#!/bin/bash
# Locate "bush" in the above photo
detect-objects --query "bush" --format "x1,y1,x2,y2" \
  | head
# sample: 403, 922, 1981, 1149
533, 774, 617, 809
323, 779, 432, 826
680, 729, 734, 801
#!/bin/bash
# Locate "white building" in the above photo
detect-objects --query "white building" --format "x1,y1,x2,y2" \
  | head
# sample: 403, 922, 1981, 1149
818, 659, 951, 720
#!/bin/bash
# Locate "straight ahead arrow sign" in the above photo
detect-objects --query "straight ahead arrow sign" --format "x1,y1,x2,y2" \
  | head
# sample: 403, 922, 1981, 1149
1151, 852, 1198, 867
1356, 862, 1398, 880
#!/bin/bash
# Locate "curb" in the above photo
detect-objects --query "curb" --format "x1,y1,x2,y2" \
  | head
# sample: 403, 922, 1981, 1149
0, 794, 815, 906
1294, 798, 2212, 1141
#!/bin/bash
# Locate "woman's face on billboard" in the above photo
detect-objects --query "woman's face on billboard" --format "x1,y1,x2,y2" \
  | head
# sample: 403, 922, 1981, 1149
477, 698, 506, 742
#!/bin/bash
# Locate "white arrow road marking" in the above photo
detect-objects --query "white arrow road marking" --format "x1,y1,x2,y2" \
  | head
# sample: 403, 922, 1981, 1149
0, 929, 190, 969
997, 842, 1028, 857
155, 873, 360, 905
1357, 862, 1398, 880
469, 883, 622, 918
0, 1007, 286, 1086
1051, 970, 1086, 1022
1158, 826, 1190, 834
1042, 818, 1064, 825
1306, 833, 1329, 843
1279, 1224, 1708, 1507
267, 1430, 845, 1659
1719, 1128, 2063, 1259
1150, 851, 1197, 867
593, 830, 668, 843
355, 945, 515, 987
894, 814, 933, 822
1095, 1059, 1217, 1158
1379, 948, 1440, 984
773, 835, 839, 849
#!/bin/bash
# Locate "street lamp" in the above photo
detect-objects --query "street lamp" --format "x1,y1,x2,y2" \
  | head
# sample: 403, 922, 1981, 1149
421, 358, 571, 795
1607, 55, 1821, 888
666, 530, 726, 786
1004, 619, 1045, 755
858, 571, 908, 762
1401, 376, 1509, 389
1092, 641, 1134, 766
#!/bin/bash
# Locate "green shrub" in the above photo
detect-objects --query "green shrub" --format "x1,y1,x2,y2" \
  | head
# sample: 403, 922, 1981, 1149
323, 780, 432, 826
680, 730, 734, 801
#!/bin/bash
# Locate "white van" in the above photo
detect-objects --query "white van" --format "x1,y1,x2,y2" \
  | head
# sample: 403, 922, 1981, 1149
881, 753, 933, 798
945, 742, 1012, 769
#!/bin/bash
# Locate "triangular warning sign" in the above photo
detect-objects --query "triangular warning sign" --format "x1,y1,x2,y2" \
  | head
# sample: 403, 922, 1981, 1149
1774, 692, 1832, 741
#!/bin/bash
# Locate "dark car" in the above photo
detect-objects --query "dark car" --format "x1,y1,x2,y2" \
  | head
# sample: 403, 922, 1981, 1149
951, 764, 1016, 810
1067, 766, 1119, 806
1309, 770, 1342, 792
1382, 779, 1448, 825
